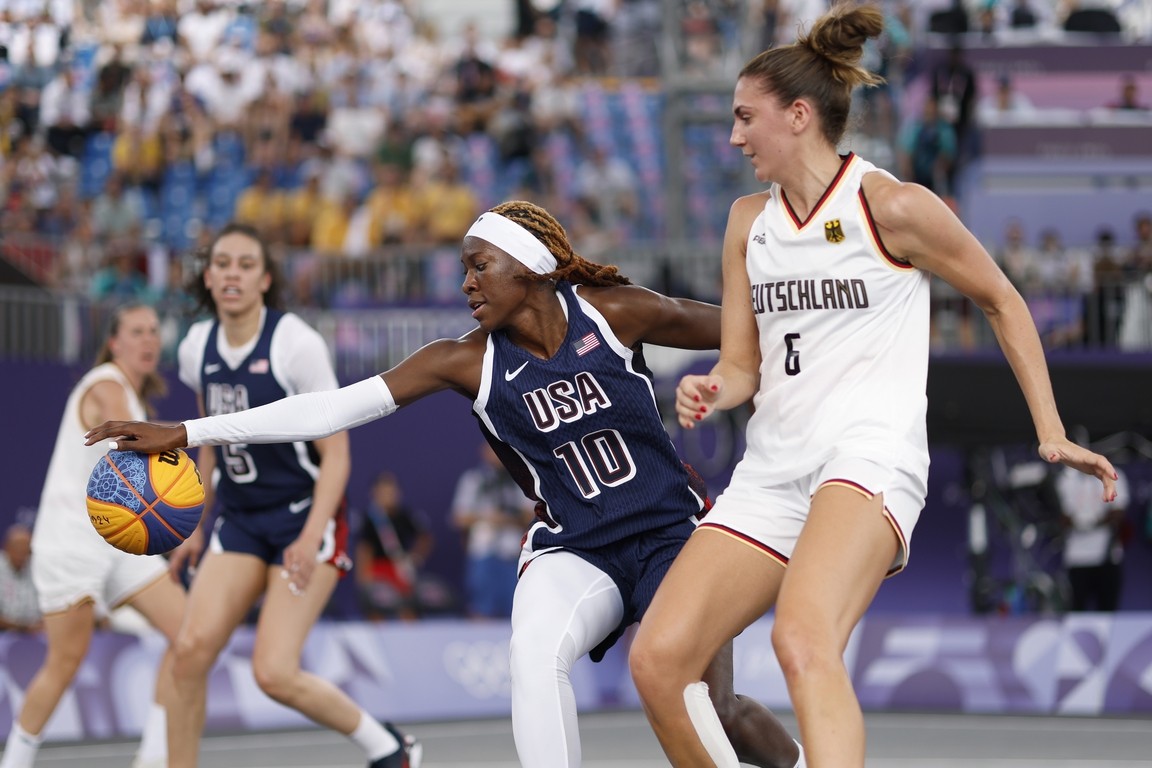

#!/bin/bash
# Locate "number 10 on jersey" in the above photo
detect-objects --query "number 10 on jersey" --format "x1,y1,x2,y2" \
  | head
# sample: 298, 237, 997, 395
553, 429, 636, 499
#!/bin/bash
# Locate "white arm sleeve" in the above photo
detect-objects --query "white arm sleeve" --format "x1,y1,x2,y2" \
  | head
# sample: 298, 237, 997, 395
183, 376, 396, 447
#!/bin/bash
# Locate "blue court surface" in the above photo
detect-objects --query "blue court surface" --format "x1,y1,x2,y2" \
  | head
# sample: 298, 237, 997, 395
27, 710, 1152, 767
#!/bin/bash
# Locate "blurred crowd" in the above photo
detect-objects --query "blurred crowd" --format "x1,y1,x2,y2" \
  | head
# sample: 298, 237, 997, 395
0, 0, 1150, 316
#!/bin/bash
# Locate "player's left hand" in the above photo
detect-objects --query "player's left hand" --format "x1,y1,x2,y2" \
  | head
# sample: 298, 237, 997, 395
281, 534, 320, 595
1039, 437, 1118, 502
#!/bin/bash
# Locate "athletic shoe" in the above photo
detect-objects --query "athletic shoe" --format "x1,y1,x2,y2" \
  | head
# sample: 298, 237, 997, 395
367, 723, 422, 768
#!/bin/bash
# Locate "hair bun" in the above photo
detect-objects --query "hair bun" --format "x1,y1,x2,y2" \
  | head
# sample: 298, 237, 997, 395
801, 2, 884, 84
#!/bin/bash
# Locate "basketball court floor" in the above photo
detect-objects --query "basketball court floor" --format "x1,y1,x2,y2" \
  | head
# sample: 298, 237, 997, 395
28, 710, 1152, 767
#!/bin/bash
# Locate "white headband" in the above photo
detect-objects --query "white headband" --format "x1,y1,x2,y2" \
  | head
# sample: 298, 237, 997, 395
465, 213, 558, 275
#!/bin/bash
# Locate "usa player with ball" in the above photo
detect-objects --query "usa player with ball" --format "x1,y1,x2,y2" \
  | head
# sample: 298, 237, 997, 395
1, 305, 188, 768
88, 201, 805, 768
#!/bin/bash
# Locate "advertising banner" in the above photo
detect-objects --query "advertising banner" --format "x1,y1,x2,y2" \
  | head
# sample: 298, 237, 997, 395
2, 613, 1151, 742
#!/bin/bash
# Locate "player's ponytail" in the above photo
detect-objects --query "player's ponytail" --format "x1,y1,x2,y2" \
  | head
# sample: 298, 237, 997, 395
487, 201, 632, 288
740, 1, 884, 147
94, 303, 168, 416
189, 222, 285, 316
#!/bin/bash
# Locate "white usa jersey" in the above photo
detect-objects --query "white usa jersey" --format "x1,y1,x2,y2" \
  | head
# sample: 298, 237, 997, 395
733, 153, 931, 487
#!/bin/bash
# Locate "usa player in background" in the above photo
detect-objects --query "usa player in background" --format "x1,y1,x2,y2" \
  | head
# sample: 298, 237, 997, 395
167, 224, 417, 768
87, 202, 805, 768
626, 4, 1119, 768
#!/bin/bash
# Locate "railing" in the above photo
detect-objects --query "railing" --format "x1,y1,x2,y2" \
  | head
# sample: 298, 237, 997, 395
3, 277, 1151, 374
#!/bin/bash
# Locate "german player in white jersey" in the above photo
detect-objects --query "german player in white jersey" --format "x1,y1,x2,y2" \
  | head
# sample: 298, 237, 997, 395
0, 305, 186, 768
627, 4, 1119, 768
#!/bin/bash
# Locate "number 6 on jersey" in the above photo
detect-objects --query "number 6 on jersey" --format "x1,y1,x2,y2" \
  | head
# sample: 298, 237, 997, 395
784, 333, 801, 376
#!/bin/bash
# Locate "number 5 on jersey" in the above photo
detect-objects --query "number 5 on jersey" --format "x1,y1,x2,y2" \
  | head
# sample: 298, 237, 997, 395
554, 429, 636, 499
784, 333, 801, 376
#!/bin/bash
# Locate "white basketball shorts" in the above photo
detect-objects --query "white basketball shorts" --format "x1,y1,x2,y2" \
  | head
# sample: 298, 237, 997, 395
699, 454, 927, 576
33, 535, 169, 615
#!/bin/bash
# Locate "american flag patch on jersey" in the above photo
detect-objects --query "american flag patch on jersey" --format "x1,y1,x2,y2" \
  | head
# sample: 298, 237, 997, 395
572, 332, 600, 356
248, 359, 269, 374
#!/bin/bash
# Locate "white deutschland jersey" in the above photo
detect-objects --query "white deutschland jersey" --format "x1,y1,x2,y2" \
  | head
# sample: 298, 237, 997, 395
732, 153, 931, 488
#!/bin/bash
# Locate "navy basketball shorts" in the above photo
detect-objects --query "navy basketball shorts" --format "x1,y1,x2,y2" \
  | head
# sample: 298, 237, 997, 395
557, 517, 697, 659
209, 497, 352, 573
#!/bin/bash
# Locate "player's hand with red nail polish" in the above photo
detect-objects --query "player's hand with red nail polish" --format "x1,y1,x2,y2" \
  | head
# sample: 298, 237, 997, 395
1039, 436, 1118, 502
676, 375, 724, 429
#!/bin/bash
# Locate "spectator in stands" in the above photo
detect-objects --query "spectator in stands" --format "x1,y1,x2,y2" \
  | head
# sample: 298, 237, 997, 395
1130, 212, 1152, 273
412, 160, 479, 245
185, 47, 261, 127
412, 101, 467, 178
0, 523, 40, 632
363, 162, 417, 245
40, 65, 90, 158
90, 174, 144, 240
90, 244, 149, 302
90, 46, 132, 131
120, 64, 171, 135
1009, 0, 1039, 27
575, 143, 639, 238
9, 35, 53, 137
931, 45, 976, 181
284, 166, 324, 246
178, 0, 233, 63
13, 135, 65, 213
141, 0, 180, 45
897, 98, 956, 195
310, 191, 354, 255
574, 0, 613, 75
1058, 432, 1129, 611
112, 125, 164, 189
451, 443, 535, 619
978, 75, 1035, 124
290, 89, 328, 147
1109, 75, 1149, 111
454, 22, 498, 132
326, 74, 387, 159
54, 219, 104, 294
234, 168, 285, 242
354, 471, 442, 620
997, 220, 1043, 294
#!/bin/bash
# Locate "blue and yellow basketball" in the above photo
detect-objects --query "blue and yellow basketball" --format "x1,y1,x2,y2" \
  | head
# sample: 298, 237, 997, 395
86, 449, 205, 556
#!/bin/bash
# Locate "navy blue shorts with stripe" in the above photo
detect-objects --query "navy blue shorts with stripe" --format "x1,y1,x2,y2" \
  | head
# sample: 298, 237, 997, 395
210, 497, 351, 573
555, 517, 696, 661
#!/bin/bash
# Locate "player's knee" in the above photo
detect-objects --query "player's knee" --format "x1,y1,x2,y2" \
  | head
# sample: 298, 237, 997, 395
508, 629, 567, 688
251, 655, 296, 703
45, 640, 88, 678
771, 613, 829, 681
628, 631, 684, 702
172, 629, 221, 680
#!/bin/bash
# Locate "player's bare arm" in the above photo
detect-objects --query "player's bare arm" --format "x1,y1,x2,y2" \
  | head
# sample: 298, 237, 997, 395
79, 379, 135, 431
677, 193, 767, 429
861, 172, 1118, 499
579, 284, 721, 350
380, 329, 487, 405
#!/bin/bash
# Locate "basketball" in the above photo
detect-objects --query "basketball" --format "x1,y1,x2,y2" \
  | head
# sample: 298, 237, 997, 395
86, 449, 205, 556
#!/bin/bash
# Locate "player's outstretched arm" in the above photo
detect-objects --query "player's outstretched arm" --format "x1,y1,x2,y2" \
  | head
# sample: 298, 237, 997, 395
85, 334, 487, 453
862, 173, 1118, 501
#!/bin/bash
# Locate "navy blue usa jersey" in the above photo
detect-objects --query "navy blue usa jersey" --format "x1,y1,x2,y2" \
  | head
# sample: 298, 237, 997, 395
201, 310, 318, 511
473, 281, 704, 555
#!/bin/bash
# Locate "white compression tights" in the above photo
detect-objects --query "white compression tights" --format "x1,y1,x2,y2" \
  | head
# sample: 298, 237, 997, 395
510, 552, 624, 768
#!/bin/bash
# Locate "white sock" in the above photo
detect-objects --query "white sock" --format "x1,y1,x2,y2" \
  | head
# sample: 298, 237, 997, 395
794, 739, 807, 768
136, 703, 167, 762
0, 723, 42, 768
682, 682, 739, 768
349, 710, 400, 761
